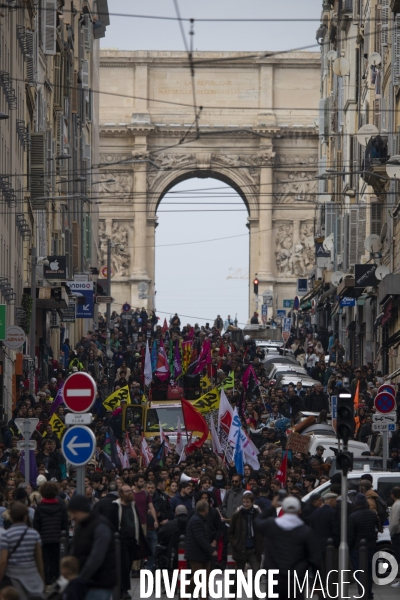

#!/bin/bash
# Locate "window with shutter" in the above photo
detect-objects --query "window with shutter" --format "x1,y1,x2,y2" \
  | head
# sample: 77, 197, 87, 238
381, 0, 389, 46
343, 213, 350, 270
325, 203, 335, 237
394, 15, 400, 86
370, 201, 382, 236
348, 207, 359, 265
335, 216, 343, 257
72, 221, 80, 272
44, 0, 56, 55
375, 6, 381, 53
373, 98, 381, 130
30, 133, 47, 209
83, 14, 93, 52
71, 71, 78, 113
54, 54, 62, 108
357, 205, 367, 261
81, 59, 89, 89
25, 30, 35, 85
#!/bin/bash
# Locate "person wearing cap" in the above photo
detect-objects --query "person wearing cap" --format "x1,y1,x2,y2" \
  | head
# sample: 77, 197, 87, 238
69, 494, 117, 600
227, 491, 263, 577
311, 445, 325, 465
256, 496, 319, 599
348, 493, 379, 599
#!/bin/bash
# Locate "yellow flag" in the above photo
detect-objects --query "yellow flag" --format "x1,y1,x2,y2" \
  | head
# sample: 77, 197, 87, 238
49, 413, 66, 439
103, 385, 130, 411
192, 388, 220, 414
200, 375, 212, 391
218, 371, 234, 391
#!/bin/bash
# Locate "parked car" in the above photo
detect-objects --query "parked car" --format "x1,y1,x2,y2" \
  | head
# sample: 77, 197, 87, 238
265, 364, 307, 380
274, 373, 319, 390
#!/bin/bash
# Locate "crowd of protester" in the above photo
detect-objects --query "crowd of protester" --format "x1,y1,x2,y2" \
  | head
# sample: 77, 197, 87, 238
0, 309, 399, 599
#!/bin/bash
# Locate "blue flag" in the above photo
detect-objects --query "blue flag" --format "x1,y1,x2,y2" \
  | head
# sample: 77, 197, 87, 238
151, 340, 158, 373
234, 423, 244, 476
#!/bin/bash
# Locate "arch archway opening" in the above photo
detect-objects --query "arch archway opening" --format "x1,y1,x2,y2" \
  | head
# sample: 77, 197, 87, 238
154, 177, 249, 328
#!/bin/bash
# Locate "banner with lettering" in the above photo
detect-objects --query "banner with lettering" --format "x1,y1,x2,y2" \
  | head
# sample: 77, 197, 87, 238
103, 385, 130, 411
192, 388, 220, 414
48, 413, 66, 440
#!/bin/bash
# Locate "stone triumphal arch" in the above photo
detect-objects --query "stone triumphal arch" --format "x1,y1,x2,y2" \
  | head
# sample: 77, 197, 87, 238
98, 50, 320, 317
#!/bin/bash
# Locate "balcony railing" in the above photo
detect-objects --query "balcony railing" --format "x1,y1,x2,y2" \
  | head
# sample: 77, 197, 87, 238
363, 135, 389, 194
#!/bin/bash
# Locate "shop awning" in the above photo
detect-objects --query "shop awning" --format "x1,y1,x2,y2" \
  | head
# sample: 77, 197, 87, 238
25, 286, 69, 311
378, 273, 400, 305
382, 329, 400, 349
317, 284, 337, 305
300, 281, 322, 306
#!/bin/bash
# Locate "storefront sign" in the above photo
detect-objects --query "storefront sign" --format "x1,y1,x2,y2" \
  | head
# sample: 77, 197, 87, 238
0, 305, 6, 340
3, 326, 25, 349
43, 256, 67, 280
354, 264, 378, 288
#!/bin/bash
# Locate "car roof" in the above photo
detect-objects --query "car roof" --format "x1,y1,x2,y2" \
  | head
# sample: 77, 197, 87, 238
302, 471, 400, 503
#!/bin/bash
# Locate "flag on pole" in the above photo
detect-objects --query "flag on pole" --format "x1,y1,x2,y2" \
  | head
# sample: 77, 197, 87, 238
162, 318, 169, 333
276, 450, 288, 488
49, 382, 64, 416
182, 341, 192, 373
151, 340, 158, 373
149, 441, 166, 468
194, 340, 211, 374
174, 340, 183, 380
176, 417, 184, 455
218, 388, 233, 449
48, 413, 66, 440
103, 386, 130, 411
210, 416, 222, 455
234, 422, 244, 475
102, 427, 122, 470
181, 398, 209, 452
141, 437, 154, 467
116, 440, 129, 468
144, 340, 153, 386
354, 380, 360, 412
155, 340, 170, 382
125, 431, 137, 459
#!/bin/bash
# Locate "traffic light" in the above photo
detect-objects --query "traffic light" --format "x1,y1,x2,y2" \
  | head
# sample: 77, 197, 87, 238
253, 278, 259, 295
336, 388, 354, 442
336, 451, 353, 475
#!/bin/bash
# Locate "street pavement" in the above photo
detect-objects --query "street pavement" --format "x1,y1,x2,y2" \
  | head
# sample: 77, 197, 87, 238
130, 575, 400, 599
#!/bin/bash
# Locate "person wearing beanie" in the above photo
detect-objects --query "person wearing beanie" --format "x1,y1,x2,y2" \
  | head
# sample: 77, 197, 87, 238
69, 494, 117, 599
348, 492, 379, 599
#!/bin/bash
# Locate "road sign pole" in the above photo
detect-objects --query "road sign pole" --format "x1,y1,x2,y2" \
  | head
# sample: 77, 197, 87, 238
76, 466, 85, 495
339, 442, 349, 597
383, 431, 388, 470
24, 419, 30, 486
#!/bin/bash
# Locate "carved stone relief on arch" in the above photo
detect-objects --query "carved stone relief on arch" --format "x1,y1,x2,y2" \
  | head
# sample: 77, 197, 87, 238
274, 171, 317, 203
98, 220, 132, 278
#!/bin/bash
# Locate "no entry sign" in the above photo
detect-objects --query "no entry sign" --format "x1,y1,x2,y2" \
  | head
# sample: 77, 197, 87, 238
374, 391, 396, 415
62, 372, 97, 413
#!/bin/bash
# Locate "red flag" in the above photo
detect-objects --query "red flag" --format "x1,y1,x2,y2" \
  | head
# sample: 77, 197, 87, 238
181, 398, 209, 452
156, 339, 170, 382
162, 318, 169, 333
276, 450, 288, 488
194, 340, 211, 374
125, 431, 137, 459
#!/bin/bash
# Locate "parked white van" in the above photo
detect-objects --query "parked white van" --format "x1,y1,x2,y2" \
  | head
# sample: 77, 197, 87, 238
308, 435, 370, 459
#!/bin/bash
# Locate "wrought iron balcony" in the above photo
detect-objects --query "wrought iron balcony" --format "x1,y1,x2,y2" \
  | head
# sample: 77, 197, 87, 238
16, 26, 28, 59
16, 120, 30, 151
16, 213, 31, 239
0, 71, 17, 109
0, 176, 17, 207
362, 135, 389, 195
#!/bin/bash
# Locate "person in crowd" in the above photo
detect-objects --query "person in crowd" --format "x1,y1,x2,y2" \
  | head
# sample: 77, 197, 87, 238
185, 500, 217, 600
348, 493, 379, 600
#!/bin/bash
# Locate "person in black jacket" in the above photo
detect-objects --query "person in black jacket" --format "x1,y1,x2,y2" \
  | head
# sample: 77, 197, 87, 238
191, 490, 223, 568
306, 383, 329, 413
311, 493, 340, 597
157, 505, 188, 570
152, 478, 173, 524
301, 492, 323, 526
255, 496, 319, 599
348, 493, 379, 600
33, 481, 69, 585
185, 500, 217, 600
69, 494, 117, 600
92, 483, 119, 523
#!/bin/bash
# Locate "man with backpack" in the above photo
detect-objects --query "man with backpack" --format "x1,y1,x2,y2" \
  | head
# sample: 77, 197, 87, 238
359, 479, 388, 532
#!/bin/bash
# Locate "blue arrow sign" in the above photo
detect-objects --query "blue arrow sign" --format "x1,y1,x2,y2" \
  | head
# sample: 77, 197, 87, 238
62, 425, 96, 466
